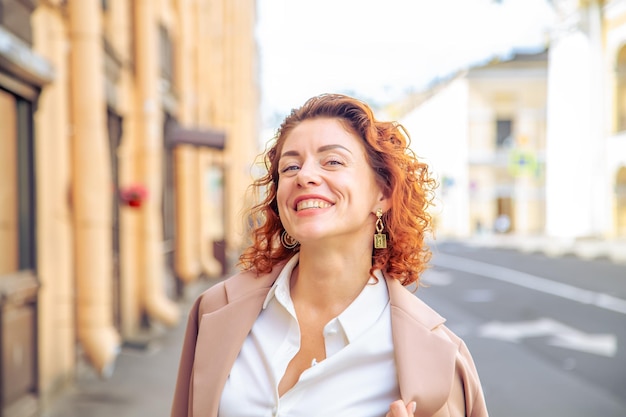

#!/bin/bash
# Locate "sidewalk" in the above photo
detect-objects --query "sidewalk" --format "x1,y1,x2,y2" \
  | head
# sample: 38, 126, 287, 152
451, 234, 626, 264
43, 279, 218, 417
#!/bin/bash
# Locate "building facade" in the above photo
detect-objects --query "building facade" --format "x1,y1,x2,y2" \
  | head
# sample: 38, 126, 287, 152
0, 0, 259, 415
546, 0, 626, 248
466, 53, 548, 237
607, 1, 626, 237
395, 0, 626, 259
396, 51, 548, 239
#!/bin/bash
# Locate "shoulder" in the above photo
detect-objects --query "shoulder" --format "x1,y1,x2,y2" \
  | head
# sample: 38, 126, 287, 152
387, 277, 477, 366
388, 279, 469, 350
194, 265, 282, 316
386, 277, 447, 330
387, 279, 488, 415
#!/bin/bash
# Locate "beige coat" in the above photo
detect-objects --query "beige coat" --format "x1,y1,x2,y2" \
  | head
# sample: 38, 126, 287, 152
170, 265, 489, 417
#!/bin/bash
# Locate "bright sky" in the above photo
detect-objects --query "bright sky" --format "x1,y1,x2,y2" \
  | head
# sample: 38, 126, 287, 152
256, 0, 555, 125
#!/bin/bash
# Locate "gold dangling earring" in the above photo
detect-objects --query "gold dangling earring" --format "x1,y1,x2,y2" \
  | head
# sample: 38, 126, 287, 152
374, 208, 387, 249
281, 230, 299, 249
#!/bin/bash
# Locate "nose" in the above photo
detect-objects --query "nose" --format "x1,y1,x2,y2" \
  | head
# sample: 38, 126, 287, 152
295, 161, 320, 187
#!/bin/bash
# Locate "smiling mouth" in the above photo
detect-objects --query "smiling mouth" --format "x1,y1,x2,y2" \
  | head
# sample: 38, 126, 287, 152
296, 199, 332, 211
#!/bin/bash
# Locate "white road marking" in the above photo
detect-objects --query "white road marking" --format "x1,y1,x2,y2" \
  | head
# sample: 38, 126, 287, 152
432, 254, 626, 315
479, 318, 617, 357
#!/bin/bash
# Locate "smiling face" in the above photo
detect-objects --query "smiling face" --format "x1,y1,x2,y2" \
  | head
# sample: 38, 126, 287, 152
276, 117, 388, 250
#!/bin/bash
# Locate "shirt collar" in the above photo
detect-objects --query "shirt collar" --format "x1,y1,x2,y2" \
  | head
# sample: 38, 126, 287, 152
335, 269, 389, 343
264, 255, 389, 344
263, 253, 300, 310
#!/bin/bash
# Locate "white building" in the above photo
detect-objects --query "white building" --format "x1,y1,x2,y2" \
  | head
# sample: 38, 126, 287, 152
399, 51, 548, 239
395, 0, 626, 255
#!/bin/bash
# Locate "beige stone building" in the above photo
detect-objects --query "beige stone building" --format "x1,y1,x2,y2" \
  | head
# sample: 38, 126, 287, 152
0, 0, 259, 415
466, 52, 548, 237
395, 51, 548, 239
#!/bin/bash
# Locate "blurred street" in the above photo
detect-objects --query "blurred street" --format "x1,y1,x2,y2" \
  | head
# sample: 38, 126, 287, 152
43, 238, 626, 417
423, 240, 626, 417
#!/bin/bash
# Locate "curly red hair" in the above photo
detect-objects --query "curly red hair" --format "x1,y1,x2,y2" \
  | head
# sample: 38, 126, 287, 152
239, 93, 437, 286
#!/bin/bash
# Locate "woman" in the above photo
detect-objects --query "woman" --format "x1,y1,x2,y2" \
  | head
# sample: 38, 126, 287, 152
171, 94, 489, 417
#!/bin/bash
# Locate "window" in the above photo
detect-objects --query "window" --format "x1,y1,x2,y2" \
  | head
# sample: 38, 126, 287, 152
159, 24, 173, 85
0, 88, 35, 274
496, 119, 513, 148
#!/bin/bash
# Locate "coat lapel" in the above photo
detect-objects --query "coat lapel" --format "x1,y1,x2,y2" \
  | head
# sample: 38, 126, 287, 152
192, 269, 278, 417
387, 278, 458, 417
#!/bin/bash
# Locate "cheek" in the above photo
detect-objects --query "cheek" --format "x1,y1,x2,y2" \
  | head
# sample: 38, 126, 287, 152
275, 181, 290, 211
351, 170, 377, 189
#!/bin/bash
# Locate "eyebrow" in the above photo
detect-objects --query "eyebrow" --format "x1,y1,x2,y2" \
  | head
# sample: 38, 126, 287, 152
280, 144, 353, 158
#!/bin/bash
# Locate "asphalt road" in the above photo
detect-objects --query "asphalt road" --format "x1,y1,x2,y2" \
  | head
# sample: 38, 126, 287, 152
418, 240, 626, 417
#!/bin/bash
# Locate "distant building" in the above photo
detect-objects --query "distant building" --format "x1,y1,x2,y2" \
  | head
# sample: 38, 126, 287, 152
394, 0, 626, 246
0, 0, 259, 414
548, 0, 626, 239
396, 51, 548, 238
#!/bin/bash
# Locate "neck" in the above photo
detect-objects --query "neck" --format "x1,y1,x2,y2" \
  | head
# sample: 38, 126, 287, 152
290, 245, 373, 313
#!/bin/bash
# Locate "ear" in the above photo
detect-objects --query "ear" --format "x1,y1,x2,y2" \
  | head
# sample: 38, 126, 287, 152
374, 192, 391, 214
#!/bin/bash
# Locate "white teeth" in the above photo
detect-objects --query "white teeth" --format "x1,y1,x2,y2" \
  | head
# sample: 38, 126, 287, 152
296, 199, 331, 211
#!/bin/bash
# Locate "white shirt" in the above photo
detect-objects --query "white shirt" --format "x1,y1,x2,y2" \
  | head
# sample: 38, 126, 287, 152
218, 254, 399, 417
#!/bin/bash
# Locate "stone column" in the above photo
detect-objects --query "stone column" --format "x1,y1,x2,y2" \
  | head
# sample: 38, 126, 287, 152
68, 0, 120, 376
134, 0, 179, 325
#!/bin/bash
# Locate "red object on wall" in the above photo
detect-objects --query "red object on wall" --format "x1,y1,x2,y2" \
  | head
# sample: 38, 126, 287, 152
119, 184, 148, 208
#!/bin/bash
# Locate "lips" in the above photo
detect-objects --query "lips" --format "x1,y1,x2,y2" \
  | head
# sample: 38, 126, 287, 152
295, 198, 332, 211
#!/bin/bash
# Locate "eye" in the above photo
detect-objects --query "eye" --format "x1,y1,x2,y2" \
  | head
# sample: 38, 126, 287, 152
323, 156, 346, 167
279, 163, 300, 175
